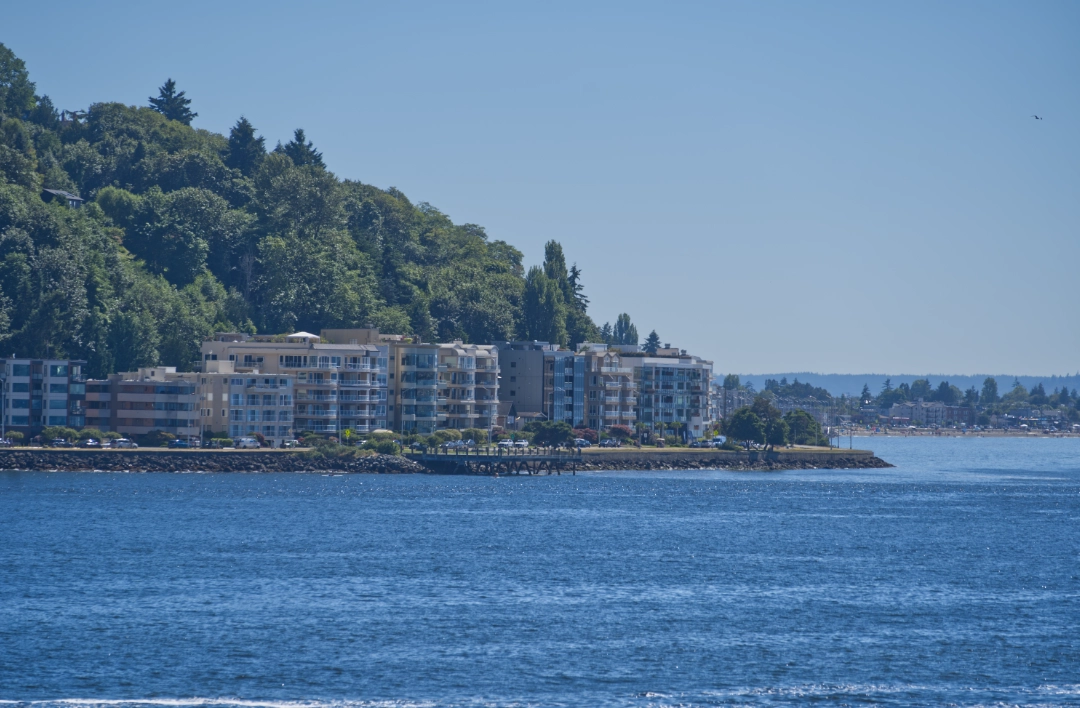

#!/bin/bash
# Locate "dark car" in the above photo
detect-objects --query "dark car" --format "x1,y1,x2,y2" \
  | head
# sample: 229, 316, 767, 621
77, 438, 101, 448
599, 438, 621, 448
50, 438, 73, 448
168, 439, 191, 449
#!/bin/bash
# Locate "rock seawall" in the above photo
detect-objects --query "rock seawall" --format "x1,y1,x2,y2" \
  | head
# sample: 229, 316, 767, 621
0, 450, 425, 474
0, 449, 890, 474
578, 449, 892, 471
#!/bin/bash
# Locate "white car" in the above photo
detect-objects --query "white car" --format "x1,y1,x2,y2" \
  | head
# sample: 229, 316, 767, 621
513, 440, 529, 448
235, 437, 260, 449
497, 440, 514, 448
114, 439, 138, 449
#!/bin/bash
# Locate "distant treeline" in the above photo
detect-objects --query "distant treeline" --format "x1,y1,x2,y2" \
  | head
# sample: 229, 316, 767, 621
731, 373, 1080, 400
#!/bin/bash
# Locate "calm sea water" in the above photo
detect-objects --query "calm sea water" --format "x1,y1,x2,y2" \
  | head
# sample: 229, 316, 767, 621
1, 437, 1079, 707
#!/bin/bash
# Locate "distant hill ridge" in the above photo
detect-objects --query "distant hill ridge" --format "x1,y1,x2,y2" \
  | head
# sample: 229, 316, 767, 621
730, 373, 1080, 399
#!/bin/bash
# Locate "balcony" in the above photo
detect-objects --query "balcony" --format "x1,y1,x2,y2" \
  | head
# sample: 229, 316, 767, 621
301, 409, 338, 417
338, 379, 372, 388
600, 367, 632, 374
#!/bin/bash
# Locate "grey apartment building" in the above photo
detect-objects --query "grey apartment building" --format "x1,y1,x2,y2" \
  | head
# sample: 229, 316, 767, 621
1, 358, 87, 438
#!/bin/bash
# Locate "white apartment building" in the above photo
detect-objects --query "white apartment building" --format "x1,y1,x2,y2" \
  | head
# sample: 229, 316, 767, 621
626, 347, 712, 439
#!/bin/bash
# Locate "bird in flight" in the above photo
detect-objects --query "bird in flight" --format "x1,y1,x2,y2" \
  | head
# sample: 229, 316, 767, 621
1032, 115, 1043, 120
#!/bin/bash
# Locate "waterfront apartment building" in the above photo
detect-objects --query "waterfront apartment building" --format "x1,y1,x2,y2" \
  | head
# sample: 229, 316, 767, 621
438, 341, 499, 431
198, 363, 294, 446
578, 343, 637, 431
495, 341, 584, 428
200, 331, 389, 437
388, 340, 499, 434
626, 348, 712, 439
83, 367, 200, 440
1, 358, 87, 437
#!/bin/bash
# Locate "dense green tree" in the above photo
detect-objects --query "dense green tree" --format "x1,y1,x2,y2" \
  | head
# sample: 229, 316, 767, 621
0, 43, 35, 118
764, 418, 789, 450
521, 266, 566, 345
148, 78, 197, 125
963, 386, 979, 407
931, 380, 960, 405
599, 321, 613, 343
277, 128, 324, 167
226, 116, 265, 176
860, 384, 873, 404
642, 329, 661, 354
1028, 383, 1048, 405
783, 409, 826, 445
612, 313, 638, 346
910, 378, 933, 400
725, 408, 764, 448
0, 44, 600, 375
723, 374, 740, 390
527, 420, 574, 447
980, 377, 999, 404
1003, 379, 1029, 405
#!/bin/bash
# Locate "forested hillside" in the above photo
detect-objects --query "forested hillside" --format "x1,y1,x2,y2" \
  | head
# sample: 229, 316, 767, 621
0, 44, 636, 377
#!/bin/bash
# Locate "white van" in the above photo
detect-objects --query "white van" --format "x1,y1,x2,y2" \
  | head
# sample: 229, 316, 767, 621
235, 437, 260, 449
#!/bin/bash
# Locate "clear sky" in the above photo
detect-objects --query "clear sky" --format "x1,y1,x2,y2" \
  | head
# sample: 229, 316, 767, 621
5, 1, 1078, 375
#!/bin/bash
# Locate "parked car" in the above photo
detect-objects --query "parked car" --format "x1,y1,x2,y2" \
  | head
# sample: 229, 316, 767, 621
441, 440, 466, 449
168, 439, 191, 449
100, 440, 112, 449
513, 439, 529, 448
50, 438, 73, 448
599, 438, 620, 448
574, 438, 592, 448
235, 437, 260, 449
114, 438, 138, 449
78, 438, 101, 448
282, 439, 300, 448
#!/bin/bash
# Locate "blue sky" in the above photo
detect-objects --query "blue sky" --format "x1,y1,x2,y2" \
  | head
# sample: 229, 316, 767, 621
5, 1, 1077, 375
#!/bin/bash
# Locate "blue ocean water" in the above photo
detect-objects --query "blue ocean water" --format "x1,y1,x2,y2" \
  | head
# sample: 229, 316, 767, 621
1, 437, 1079, 707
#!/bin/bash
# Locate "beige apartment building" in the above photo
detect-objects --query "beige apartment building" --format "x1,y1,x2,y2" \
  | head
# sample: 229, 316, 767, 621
200, 331, 389, 437
578, 343, 638, 431
197, 363, 295, 446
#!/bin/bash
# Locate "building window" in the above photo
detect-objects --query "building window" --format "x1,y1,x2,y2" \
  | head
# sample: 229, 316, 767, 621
48, 365, 68, 377
48, 416, 67, 425
48, 399, 67, 409
10, 365, 29, 377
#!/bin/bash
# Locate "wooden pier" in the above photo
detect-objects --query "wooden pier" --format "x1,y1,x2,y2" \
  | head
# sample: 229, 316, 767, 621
404, 447, 582, 476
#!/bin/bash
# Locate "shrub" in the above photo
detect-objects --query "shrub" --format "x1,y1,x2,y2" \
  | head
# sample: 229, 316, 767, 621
572, 428, 598, 444
4, 431, 24, 444
664, 434, 681, 447
433, 429, 461, 443
461, 428, 488, 444
373, 440, 399, 455
529, 421, 575, 447
78, 428, 106, 441
608, 424, 634, 441
42, 426, 80, 441
138, 430, 176, 447
102, 431, 123, 441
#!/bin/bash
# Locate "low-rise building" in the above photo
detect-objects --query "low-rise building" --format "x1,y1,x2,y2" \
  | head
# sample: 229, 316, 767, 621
104, 367, 199, 441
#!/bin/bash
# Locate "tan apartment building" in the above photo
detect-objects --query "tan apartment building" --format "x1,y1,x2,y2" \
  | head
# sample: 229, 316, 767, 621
200, 331, 389, 437
387, 340, 499, 434
578, 343, 637, 431
198, 362, 295, 446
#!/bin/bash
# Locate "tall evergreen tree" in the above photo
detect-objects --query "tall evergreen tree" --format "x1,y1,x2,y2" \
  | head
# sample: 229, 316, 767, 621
521, 266, 566, 345
642, 330, 661, 354
148, 78, 197, 125
226, 116, 266, 175
980, 377, 999, 403
613, 313, 638, 345
277, 128, 324, 168
567, 263, 589, 311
